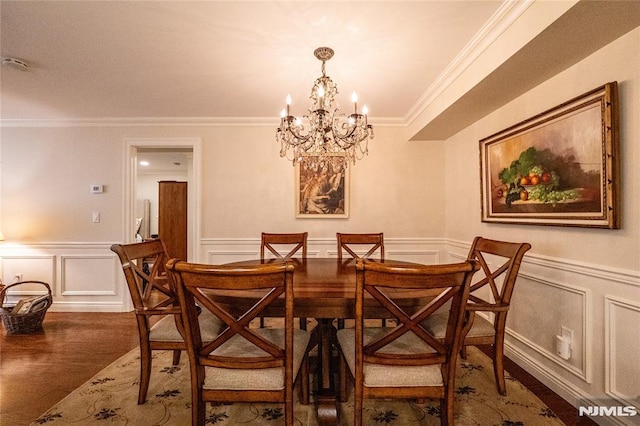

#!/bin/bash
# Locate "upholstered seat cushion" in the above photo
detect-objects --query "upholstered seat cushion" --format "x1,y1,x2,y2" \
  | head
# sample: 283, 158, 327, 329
203, 328, 311, 391
336, 327, 443, 387
148, 309, 224, 342
421, 312, 496, 339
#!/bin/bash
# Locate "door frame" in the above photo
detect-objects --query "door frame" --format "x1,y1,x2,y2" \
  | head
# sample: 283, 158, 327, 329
123, 138, 202, 260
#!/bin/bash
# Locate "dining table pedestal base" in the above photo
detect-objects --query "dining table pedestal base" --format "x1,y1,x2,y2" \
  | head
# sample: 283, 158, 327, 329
314, 318, 340, 426
316, 394, 339, 426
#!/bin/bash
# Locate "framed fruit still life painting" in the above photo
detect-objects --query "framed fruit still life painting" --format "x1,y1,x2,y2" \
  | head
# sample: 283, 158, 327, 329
480, 82, 619, 228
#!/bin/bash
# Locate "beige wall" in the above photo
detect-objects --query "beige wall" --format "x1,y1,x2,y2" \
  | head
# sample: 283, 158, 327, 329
0, 125, 444, 243
200, 125, 445, 239
1, 127, 123, 242
445, 29, 640, 270
444, 27, 639, 269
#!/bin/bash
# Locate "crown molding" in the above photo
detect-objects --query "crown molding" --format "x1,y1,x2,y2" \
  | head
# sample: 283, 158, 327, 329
404, 0, 534, 125
0, 115, 404, 128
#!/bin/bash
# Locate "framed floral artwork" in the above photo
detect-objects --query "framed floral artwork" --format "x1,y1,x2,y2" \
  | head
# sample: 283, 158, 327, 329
295, 155, 349, 218
480, 82, 619, 228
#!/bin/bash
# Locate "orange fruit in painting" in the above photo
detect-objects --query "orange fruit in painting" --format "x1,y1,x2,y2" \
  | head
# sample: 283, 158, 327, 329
520, 176, 530, 185
530, 175, 540, 185
520, 190, 529, 201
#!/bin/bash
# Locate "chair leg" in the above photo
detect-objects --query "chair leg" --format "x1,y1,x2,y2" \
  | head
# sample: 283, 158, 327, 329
493, 335, 507, 395
194, 389, 205, 426
172, 349, 181, 366
440, 394, 455, 426
338, 352, 348, 402
298, 356, 310, 405
460, 345, 468, 360
354, 382, 363, 426
285, 398, 294, 426
138, 343, 152, 404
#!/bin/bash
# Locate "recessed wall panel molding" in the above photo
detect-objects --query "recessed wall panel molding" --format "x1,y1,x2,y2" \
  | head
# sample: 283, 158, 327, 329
508, 272, 592, 383
604, 296, 640, 405
205, 250, 261, 264
60, 255, 117, 295
447, 251, 467, 262
387, 250, 440, 264
0, 255, 56, 295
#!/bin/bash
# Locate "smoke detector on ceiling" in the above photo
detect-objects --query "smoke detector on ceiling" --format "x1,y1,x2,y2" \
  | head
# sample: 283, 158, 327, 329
2, 57, 30, 71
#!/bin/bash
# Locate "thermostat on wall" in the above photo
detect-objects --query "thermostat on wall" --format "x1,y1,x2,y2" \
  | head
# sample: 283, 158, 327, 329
90, 184, 104, 194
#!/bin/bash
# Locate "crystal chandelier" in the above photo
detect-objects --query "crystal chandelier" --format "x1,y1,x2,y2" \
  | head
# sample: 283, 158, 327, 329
276, 47, 374, 168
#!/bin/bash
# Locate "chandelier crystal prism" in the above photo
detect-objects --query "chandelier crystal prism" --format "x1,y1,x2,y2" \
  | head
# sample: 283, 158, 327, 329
276, 47, 374, 168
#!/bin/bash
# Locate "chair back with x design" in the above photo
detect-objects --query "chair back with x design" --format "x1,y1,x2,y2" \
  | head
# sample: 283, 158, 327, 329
336, 259, 479, 426
466, 237, 532, 313
167, 259, 310, 426
111, 239, 183, 404
336, 232, 384, 260
261, 232, 308, 259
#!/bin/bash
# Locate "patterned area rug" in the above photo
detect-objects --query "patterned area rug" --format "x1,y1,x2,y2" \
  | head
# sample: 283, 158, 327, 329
32, 345, 564, 425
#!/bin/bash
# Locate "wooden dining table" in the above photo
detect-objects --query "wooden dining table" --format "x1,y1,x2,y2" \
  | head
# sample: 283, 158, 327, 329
222, 257, 430, 426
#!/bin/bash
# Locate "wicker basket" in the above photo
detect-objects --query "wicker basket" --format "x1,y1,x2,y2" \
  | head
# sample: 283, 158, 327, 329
0, 281, 52, 334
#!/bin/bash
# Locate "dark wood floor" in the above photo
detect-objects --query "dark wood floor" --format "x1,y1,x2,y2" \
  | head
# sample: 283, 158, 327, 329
1, 312, 140, 425
1, 312, 595, 425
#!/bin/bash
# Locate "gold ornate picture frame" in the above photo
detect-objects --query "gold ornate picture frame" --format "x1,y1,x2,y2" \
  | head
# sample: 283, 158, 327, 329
295, 155, 349, 218
480, 82, 619, 228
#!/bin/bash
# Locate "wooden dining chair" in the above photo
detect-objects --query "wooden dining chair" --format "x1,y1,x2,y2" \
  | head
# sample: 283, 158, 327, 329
336, 259, 479, 426
261, 232, 308, 259
111, 240, 224, 404
336, 232, 385, 328
166, 259, 311, 426
260, 232, 308, 328
421, 237, 531, 395
336, 232, 384, 261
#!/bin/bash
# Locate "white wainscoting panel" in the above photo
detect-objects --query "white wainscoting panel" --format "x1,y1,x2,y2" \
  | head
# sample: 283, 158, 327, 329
509, 272, 591, 382
0, 243, 128, 312
200, 237, 445, 265
60, 255, 117, 295
605, 295, 640, 407
501, 253, 638, 415
0, 255, 56, 302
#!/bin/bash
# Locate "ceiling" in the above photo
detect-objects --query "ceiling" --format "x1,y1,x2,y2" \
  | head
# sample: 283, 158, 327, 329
137, 148, 191, 174
1, 1, 639, 140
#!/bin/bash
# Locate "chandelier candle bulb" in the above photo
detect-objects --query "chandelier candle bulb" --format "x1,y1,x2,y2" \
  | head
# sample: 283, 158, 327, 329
318, 85, 325, 109
352, 92, 358, 114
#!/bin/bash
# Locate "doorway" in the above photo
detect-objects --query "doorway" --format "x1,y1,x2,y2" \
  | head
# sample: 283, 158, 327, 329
124, 138, 201, 261
136, 148, 191, 240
